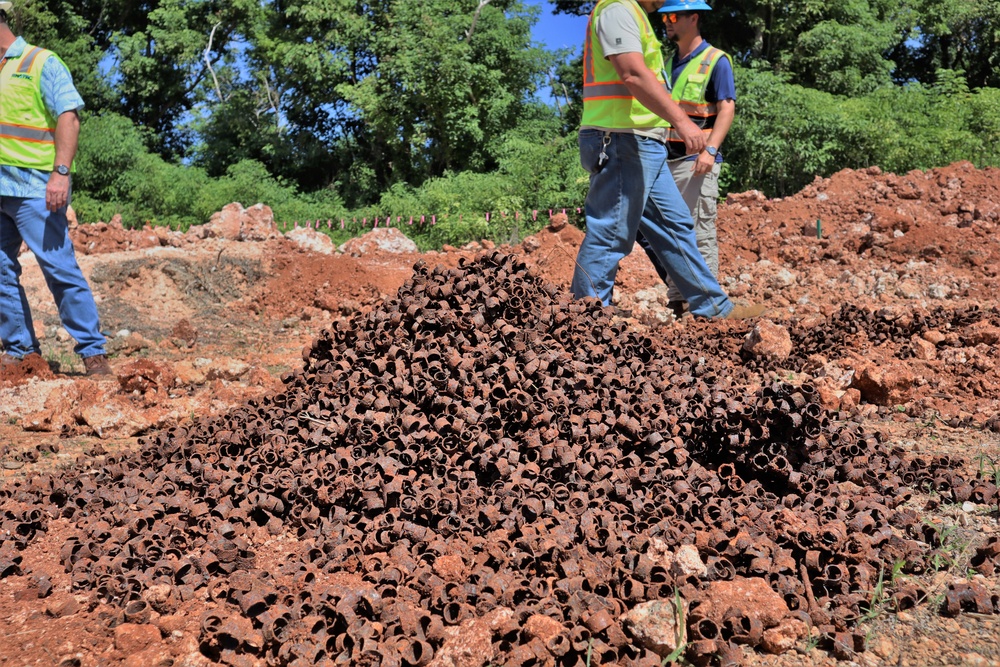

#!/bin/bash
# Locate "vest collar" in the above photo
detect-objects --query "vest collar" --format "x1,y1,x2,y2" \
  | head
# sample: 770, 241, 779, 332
2, 36, 27, 60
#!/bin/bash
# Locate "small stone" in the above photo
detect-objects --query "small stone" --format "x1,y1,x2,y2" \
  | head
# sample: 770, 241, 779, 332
760, 618, 807, 654
669, 545, 707, 578
46, 597, 80, 618
927, 283, 950, 299
742, 321, 793, 362
620, 599, 688, 658
962, 501, 977, 513
871, 636, 894, 658
911, 336, 937, 361
524, 614, 564, 643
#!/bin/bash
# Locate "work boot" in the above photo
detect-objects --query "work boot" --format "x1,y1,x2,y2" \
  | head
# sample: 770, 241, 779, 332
723, 303, 769, 319
83, 354, 113, 376
667, 300, 688, 320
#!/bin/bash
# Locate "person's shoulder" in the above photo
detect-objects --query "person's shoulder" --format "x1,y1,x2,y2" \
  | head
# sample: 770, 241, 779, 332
599, 1, 640, 25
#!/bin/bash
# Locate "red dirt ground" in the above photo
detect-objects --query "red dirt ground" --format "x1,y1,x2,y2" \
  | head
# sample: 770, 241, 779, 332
2, 162, 1000, 667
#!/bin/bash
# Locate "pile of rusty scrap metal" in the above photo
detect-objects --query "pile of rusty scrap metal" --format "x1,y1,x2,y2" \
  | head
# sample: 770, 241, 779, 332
2, 251, 998, 667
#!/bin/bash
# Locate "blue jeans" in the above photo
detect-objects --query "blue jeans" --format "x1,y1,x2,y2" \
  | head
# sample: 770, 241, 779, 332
0, 196, 106, 358
571, 130, 732, 318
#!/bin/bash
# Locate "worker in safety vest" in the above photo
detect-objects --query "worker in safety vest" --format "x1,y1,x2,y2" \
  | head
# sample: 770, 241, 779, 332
572, 0, 764, 319
635, 0, 735, 320
0, 1, 112, 375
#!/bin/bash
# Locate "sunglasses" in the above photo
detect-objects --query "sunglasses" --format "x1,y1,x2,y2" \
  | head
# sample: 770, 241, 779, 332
662, 12, 692, 24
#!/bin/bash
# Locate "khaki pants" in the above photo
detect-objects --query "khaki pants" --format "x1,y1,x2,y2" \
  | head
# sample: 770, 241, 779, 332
664, 160, 720, 303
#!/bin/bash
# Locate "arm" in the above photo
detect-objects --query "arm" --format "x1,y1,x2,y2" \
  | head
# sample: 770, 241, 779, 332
608, 51, 706, 155
46, 110, 79, 212
694, 98, 734, 175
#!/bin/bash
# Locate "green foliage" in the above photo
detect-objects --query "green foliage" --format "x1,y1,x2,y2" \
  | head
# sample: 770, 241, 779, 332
787, 20, 895, 95
365, 119, 586, 250
723, 65, 1000, 197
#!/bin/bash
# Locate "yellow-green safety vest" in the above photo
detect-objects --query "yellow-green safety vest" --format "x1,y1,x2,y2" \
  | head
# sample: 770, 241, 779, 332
581, 0, 670, 130
664, 46, 728, 160
0, 44, 63, 171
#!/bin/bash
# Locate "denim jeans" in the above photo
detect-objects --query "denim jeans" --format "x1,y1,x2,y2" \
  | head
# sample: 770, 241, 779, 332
0, 196, 106, 358
638, 160, 722, 302
571, 130, 732, 317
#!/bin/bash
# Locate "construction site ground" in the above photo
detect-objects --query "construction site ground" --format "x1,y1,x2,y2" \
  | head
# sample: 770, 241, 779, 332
2, 161, 1000, 667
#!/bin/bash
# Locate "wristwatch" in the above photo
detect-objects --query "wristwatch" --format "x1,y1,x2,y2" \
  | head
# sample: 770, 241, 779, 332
54, 164, 70, 176
705, 146, 718, 157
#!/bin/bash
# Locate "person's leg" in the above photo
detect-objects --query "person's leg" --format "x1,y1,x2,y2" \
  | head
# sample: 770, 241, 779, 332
0, 197, 41, 358
635, 142, 732, 318
662, 160, 720, 306
571, 131, 647, 305
634, 229, 670, 285
11, 197, 106, 358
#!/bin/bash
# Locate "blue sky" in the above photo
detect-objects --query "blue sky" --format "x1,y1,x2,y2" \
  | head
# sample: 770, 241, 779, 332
527, 0, 589, 54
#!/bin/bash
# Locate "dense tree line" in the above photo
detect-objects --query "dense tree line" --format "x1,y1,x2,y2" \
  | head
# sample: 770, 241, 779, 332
8, 0, 1000, 242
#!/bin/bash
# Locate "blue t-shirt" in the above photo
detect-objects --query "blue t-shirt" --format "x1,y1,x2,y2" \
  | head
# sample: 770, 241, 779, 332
0, 37, 86, 199
667, 41, 734, 163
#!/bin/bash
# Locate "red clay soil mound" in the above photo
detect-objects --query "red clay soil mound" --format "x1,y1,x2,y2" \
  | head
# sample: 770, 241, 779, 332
0, 354, 55, 386
720, 161, 1000, 304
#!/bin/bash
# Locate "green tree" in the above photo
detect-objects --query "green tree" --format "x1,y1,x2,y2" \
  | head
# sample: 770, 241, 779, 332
890, 0, 1000, 89
224, 0, 554, 205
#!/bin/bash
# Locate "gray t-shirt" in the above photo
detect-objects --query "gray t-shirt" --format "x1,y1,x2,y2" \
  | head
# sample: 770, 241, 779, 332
581, 2, 668, 141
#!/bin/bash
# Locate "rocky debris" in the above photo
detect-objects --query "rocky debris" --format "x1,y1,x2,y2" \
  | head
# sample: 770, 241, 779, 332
3, 252, 998, 667
760, 618, 809, 654
742, 321, 792, 362
72, 217, 162, 255
621, 599, 687, 658
286, 226, 336, 254
189, 202, 280, 242
428, 608, 514, 667
339, 228, 419, 256
117, 359, 177, 395
852, 361, 917, 406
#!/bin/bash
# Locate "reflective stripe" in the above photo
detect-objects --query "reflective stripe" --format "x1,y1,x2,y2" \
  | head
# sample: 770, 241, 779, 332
581, 0, 670, 129
0, 123, 55, 143
697, 47, 720, 75
677, 101, 718, 117
17, 46, 44, 73
583, 82, 632, 98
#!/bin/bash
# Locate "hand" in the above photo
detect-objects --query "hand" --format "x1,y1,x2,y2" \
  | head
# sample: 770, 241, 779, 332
46, 173, 70, 212
676, 118, 707, 155
694, 149, 715, 175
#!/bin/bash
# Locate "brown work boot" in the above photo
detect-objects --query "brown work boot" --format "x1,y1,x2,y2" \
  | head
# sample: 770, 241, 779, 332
83, 354, 113, 376
723, 303, 769, 319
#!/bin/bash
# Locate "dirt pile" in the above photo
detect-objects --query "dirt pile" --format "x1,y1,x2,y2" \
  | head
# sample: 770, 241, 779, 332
3, 252, 999, 666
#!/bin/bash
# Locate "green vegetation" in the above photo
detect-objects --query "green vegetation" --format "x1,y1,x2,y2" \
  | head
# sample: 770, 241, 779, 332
6, 0, 1000, 247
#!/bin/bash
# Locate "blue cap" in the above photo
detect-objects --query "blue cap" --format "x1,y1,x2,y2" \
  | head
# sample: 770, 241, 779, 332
658, 0, 712, 12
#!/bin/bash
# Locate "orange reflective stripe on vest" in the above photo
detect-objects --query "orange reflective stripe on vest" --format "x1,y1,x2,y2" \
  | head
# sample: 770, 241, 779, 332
0, 43, 62, 171
17, 47, 45, 73
664, 44, 729, 159
580, 0, 670, 129
0, 121, 55, 143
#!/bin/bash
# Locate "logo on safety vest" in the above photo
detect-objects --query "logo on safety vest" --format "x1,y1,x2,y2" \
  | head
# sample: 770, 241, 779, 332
10, 73, 32, 80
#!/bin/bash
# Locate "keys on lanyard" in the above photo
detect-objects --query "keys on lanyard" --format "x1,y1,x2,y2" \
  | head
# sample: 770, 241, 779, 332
598, 132, 611, 167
